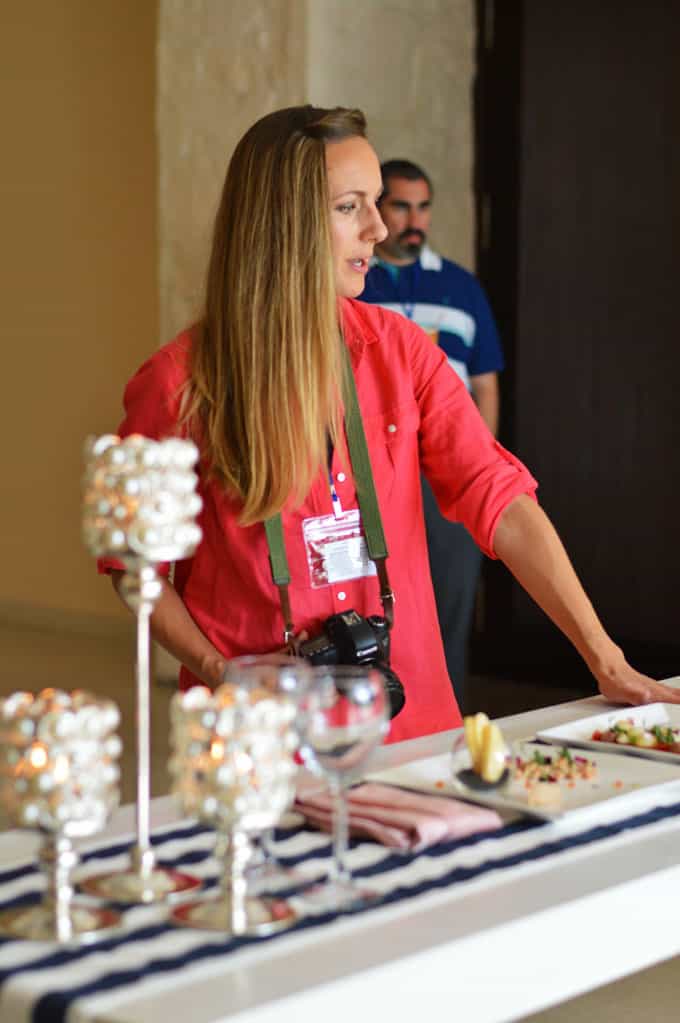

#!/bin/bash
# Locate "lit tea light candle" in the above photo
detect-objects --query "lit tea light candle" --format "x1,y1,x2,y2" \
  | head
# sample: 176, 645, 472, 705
82, 434, 203, 564
0, 691, 121, 833
28, 742, 48, 769
0, 688, 123, 943
171, 683, 298, 830
169, 671, 304, 937
80, 433, 205, 905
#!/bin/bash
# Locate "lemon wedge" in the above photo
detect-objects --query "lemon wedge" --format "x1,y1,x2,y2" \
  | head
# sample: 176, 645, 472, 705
479, 722, 507, 783
463, 714, 507, 783
464, 712, 489, 772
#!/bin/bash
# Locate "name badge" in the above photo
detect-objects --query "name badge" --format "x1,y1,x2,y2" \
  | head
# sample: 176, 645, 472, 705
303, 509, 377, 589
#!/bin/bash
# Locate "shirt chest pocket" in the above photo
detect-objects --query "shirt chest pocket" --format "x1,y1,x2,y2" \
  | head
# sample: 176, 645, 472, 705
360, 402, 421, 499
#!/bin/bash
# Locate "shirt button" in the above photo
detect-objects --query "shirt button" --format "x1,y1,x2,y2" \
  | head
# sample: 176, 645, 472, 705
387, 423, 397, 433
336, 472, 346, 483
337, 591, 347, 601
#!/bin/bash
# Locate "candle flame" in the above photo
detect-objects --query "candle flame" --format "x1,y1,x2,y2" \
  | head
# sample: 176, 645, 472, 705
29, 743, 48, 769
210, 739, 224, 761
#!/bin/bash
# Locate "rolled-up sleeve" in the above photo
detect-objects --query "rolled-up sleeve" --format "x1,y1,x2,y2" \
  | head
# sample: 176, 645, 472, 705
414, 329, 538, 558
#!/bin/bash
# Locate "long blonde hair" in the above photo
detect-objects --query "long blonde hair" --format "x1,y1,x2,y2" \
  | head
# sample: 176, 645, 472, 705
186, 105, 367, 525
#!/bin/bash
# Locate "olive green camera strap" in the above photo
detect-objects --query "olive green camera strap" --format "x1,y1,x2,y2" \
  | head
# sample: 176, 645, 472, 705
264, 343, 394, 646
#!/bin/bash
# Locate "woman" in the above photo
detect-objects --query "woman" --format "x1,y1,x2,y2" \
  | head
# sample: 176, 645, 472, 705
102, 105, 679, 744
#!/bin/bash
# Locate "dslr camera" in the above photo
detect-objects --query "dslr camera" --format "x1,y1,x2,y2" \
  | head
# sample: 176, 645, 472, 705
299, 609, 405, 719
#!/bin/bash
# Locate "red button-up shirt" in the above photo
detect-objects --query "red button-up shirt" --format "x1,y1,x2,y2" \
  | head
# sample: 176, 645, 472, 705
101, 299, 537, 743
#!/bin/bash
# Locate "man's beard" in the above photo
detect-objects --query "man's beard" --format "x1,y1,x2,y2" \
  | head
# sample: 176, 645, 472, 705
396, 228, 426, 258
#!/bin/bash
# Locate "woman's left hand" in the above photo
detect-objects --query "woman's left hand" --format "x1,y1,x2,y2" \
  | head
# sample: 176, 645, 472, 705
493, 498, 680, 709
594, 658, 680, 706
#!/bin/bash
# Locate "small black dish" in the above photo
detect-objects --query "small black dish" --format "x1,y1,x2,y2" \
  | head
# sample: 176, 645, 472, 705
456, 767, 510, 792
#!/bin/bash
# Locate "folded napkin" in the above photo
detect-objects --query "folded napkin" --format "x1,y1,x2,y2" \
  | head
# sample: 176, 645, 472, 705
294, 782, 503, 852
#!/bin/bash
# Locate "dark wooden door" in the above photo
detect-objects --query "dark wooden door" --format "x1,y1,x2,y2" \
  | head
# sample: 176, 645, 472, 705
474, 0, 680, 680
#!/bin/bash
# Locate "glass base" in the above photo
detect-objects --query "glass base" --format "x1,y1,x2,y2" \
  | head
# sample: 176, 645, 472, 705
247, 856, 316, 893
0, 902, 121, 943
171, 892, 297, 936
79, 866, 202, 904
299, 877, 381, 914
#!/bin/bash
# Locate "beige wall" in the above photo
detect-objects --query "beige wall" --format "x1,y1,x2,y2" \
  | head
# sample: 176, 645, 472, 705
307, 0, 475, 267
1, 2, 158, 623
0, 0, 474, 629
158, 0, 307, 341
159, 0, 475, 340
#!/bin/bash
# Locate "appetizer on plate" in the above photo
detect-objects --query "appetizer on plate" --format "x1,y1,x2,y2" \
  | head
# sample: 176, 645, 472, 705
592, 719, 680, 754
512, 747, 598, 810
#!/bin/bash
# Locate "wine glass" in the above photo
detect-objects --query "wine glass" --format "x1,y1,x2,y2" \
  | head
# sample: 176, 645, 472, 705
298, 665, 389, 912
221, 654, 314, 892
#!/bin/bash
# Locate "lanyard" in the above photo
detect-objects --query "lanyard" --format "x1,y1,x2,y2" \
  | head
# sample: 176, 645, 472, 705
264, 342, 394, 645
328, 469, 343, 518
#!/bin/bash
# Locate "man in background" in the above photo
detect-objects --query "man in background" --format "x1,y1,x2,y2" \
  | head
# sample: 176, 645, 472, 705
361, 159, 504, 709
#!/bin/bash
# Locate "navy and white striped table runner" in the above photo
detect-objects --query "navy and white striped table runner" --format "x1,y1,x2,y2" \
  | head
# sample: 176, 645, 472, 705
2, 785, 680, 1023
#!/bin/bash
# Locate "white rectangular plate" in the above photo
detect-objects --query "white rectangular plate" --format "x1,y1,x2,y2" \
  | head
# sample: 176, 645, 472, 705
365, 741, 680, 821
537, 703, 680, 765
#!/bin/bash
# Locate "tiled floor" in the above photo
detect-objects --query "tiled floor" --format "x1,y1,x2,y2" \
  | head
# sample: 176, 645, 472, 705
0, 619, 678, 1020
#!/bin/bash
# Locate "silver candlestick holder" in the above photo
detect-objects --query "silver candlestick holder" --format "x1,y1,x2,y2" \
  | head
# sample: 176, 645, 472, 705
0, 688, 122, 943
169, 675, 301, 936
81, 433, 204, 904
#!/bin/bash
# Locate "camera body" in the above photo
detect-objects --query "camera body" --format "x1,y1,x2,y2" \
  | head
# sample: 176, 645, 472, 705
299, 609, 405, 719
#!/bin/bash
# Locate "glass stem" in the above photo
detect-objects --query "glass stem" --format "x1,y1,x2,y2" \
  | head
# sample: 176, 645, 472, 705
134, 595, 155, 879
329, 782, 350, 884
221, 828, 253, 935
259, 827, 275, 864
42, 833, 77, 943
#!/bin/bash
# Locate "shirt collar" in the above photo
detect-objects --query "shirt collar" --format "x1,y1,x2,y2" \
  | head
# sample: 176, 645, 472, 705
419, 244, 442, 271
340, 298, 379, 366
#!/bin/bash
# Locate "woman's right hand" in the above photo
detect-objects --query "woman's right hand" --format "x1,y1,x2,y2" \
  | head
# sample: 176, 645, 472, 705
276, 630, 309, 657
198, 653, 227, 688
112, 570, 228, 690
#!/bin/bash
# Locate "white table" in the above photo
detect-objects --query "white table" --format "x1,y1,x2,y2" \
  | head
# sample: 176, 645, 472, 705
3, 693, 680, 1023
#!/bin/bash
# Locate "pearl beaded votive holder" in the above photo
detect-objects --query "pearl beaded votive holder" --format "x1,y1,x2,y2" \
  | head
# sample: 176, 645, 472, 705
169, 676, 301, 936
0, 688, 123, 943
82, 433, 203, 566
80, 433, 204, 904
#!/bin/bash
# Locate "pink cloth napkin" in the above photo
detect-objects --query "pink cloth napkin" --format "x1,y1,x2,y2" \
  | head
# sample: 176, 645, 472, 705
294, 782, 503, 852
